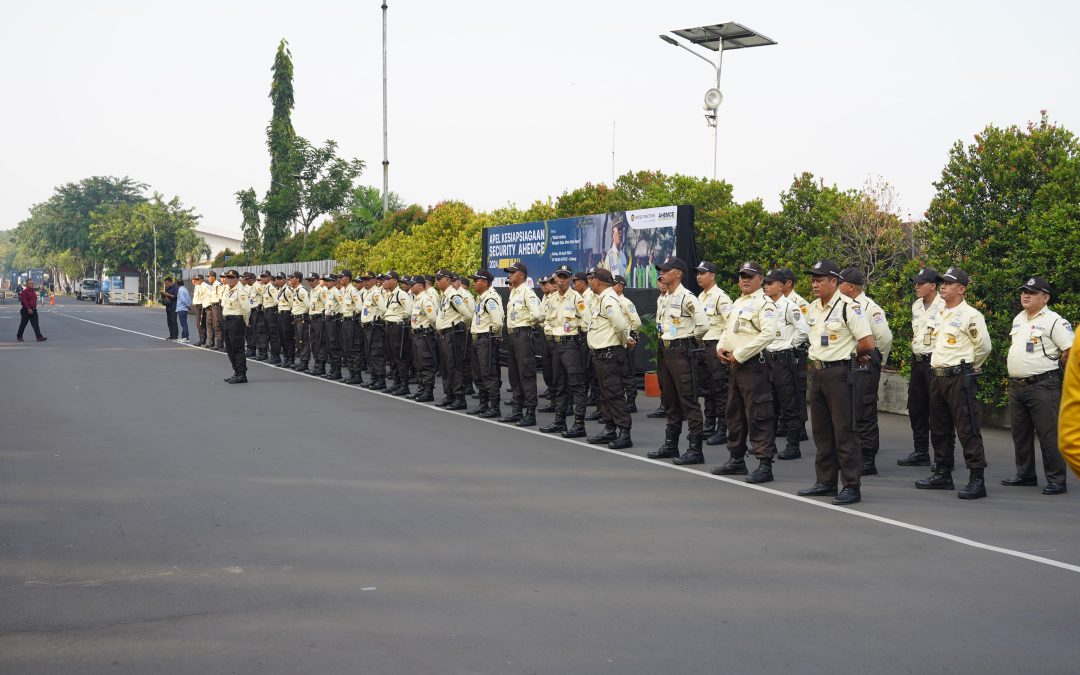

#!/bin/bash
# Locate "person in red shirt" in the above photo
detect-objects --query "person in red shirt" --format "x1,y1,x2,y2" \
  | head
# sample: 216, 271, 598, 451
16, 279, 47, 342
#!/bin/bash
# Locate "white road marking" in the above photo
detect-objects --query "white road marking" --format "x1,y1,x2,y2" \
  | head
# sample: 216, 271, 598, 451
52, 310, 1080, 576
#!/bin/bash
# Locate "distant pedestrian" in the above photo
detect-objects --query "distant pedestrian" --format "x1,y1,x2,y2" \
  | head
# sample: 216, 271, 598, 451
161, 277, 178, 340
175, 280, 192, 343
16, 278, 47, 342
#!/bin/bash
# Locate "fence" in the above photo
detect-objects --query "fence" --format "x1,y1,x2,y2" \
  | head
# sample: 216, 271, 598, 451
179, 259, 341, 282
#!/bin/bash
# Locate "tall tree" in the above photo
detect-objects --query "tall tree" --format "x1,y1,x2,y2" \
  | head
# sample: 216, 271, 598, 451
235, 188, 262, 258
262, 39, 300, 253
293, 137, 365, 235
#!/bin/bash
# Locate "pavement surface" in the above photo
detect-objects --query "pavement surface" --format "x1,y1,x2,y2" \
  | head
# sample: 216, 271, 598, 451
2, 298, 1078, 674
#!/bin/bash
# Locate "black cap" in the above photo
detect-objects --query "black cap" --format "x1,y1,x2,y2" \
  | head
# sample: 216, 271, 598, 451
410, 275, 425, 286
1019, 276, 1053, 295
737, 261, 763, 277
259, 270, 272, 278
472, 269, 494, 282
275, 272, 287, 280
912, 267, 939, 284
321, 274, 336, 282
592, 268, 614, 284
192, 273, 203, 280
839, 267, 866, 286
694, 261, 717, 274
807, 260, 843, 279
613, 274, 627, 286
339, 269, 353, 279
938, 267, 970, 286
554, 264, 574, 278
763, 269, 785, 283
223, 270, 240, 279
573, 271, 589, 282
306, 273, 319, 281
289, 271, 303, 280
504, 261, 528, 275
424, 274, 436, 285
778, 268, 796, 283
242, 272, 256, 280
655, 257, 689, 274
207, 271, 217, 277
384, 270, 400, 281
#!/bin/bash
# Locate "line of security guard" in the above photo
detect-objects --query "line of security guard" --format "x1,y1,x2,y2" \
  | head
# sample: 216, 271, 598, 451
898, 267, 946, 467
466, 270, 504, 417
501, 262, 542, 426
694, 261, 733, 447
540, 264, 591, 437
584, 268, 633, 449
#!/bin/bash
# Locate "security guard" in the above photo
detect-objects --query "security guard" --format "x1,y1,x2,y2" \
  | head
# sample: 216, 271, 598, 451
220, 270, 250, 383
353, 275, 369, 377
712, 262, 779, 482
467, 270, 505, 417
578, 271, 602, 419
360, 273, 389, 390
694, 261, 733, 445
613, 275, 642, 412
780, 269, 811, 441
330, 270, 359, 383
537, 275, 559, 413
359, 271, 381, 386
275, 272, 296, 368
798, 260, 875, 505
205, 270, 224, 351
539, 264, 591, 437
191, 273, 208, 347
898, 267, 946, 466
288, 272, 310, 371
916, 267, 993, 499
434, 269, 472, 409
382, 271, 414, 395
240, 272, 258, 356
322, 273, 345, 380
250, 271, 271, 360
299, 273, 322, 373
646, 277, 671, 419
763, 268, 809, 460
647, 257, 709, 465
452, 274, 478, 397
263, 272, 284, 364
501, 262, 542, 426
1003, 276, 1072, 495
839, 267, 894, 476
409, 276, 439, 402
585, 268, 633, 449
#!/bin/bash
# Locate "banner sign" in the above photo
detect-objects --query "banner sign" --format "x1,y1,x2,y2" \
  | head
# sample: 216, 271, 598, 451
483, 205, 694, 289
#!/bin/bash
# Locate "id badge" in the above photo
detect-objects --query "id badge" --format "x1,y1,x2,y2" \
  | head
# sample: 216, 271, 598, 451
1026, 342, 1034, 353
923, 333, 932, 346
563, 320, 571, 333
820, 335, 830, 347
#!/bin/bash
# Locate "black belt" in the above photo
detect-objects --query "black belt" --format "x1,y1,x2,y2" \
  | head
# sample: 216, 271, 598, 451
224, 315, 243, 321
279, 310, 291, 315
808, 359, 847, 370
549, 334, 578, 343
1011, 371, 1061, 385
264, 307, 277, 313
662, 337, 692, 348
931, 365, 974, 377
473, 332, 492, 340
767, 348, 795, 358
590, 346, 619, 357
386, 320, 404, 325
508, 327, 534, 335
912, 353, 932, 363
413, 327, 434, 336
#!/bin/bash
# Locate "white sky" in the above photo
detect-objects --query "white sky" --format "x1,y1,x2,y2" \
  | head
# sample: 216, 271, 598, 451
3, 0, 1078, 238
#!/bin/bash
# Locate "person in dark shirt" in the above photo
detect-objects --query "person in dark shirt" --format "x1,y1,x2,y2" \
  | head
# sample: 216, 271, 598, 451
16, 279, 47, 342
162, 278, 179, 340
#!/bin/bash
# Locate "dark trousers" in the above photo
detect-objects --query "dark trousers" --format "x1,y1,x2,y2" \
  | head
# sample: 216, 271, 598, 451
352, 319, 366, 374
368, 323, 388, 383
768, 350, 801, 445
267, 308, 281, 358
438, 329, 466, 397
594, 347, 631, 429
193, 304, 206, 343
244, 310, 256, 354
412, 329, 438, 391
809, 365, 861, 488
207, 304, 223, 346
177, 310, 189, 339
293, 315, 309, 366
857, 361, 882, 459
541, 333, 554, 390
326, 318, 342, 373
507, 330, 538, 407
471, 333, 501, 401
277, 311, 294, 361
462, 332, 474, 390
339, 318, 355, 374
622, 345, 637, 403
700, 340, 729, 424
581, 333, 599, 404
255, 308, 275, 356
659, 342, 704, 438
387, 322, 411, 384
929, 373, 987, 470
165, 306, 178, 338
551, 338, 587, 418
223, 316, 247, 376
1009, 376, 1066, 484
908, 358, 932, 454
17, 308, 43, 339
309, 315, 327, 370
726, 357, 777, 460
795, 344, 809, 425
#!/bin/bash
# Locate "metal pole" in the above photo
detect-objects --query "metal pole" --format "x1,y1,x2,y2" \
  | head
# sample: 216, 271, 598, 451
381, 1, 389, 216
611, 120, 616, 184
152, 221, 158, 306
713, 39, 724, 181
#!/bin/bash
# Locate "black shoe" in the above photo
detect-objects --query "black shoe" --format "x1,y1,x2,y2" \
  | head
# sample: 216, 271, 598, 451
562, 418, 587, 438
646, 407, 666, 419
626, 402, 638, 413
608, 428, 633, 450
587, 425, 617, 444
445, 397, 468, 411
465, 404, 489, 416
705, 429, 727, 446
343, 376, 363, 385
394, 386, 413, 397
799, 428, 809, 442
434, 397, 454, 408
746, 459, 774, 484
267, 357, 281, 365
537, 403, 557, 413
479, 406, 502, 419
498, 407, 523, 424
254, 355, 267, 362
515, 407, 537, 427
648, 429, 680, 459
777, 446, 801, 460
415, 390, 435, 403
1001, 475, 1038, 487
372, 381, 388, 391
1043, 482, 1068, 495
224, 375, 248, 384
584, 408, 602, 421
958, 477, 987, 500
305, 368, 321, 376
797, 483, 838, 497
861, 459, 878, 476
897, 451, 931, 467
539, 417, 567, 434
673, 437, 704, 466
711, 457, 748, 476
702, 417, 717, 437
916, 469, 954, 490
832, 486, 861, 505
326, 372, 342, 381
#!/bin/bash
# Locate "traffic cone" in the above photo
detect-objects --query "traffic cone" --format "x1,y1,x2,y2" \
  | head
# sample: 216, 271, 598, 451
49, 294, 55, 306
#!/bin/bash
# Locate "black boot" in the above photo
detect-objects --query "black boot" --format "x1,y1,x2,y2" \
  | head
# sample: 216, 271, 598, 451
608, 427, 633, 450
861, 456, 878, 476
587, 424, 617, 444
415, 388, 435, 403
958, 468, 987, 500
446, 395, 467, 411
394, 384, 413, 397
648, 428, 680, 459
539, 413, 567, 434
537, 401, 557, 413
702, 417, 717, 437
626, 395, 637, 413
515, 407, 537, 428
777, 436, 801, 460
434, 394, 454, 407
646, 406, 666, 419
711, 456, 748, 476
466, 394, 489, 416
897, 450, 932, 466
268, 355, 282, 365
498, 404, 523, 424
584, 407, 602, 421
705, 425, 727, 446
562, 415, 586, 438
673, 435, 704, 465
746, 458, 774, 484
479, 403, 502, 419
915, 467, 954, 490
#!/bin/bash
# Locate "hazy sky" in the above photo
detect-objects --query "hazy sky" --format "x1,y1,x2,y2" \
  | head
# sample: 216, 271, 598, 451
3, 1, 1078, 238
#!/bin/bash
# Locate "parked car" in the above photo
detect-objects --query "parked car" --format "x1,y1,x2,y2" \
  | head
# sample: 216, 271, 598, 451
75, 279, 100, 301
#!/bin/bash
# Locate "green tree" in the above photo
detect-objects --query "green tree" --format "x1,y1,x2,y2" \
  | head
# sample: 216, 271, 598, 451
262, 39, 301, 253
235, 188, 262, 259
293, 137, 365, 235
89, 194, 202, 288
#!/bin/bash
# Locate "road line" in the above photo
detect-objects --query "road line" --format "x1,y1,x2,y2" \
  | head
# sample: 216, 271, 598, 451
53, 310, 1080, 576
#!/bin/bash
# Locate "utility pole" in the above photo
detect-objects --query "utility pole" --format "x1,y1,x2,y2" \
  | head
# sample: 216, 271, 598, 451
381, 1, 390, 215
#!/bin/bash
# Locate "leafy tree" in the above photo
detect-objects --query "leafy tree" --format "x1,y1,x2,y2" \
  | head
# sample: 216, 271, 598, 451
293, 137, 365, 235
89, 194, 202, 289
262, 39, 301, 253
235, 188, 262, 259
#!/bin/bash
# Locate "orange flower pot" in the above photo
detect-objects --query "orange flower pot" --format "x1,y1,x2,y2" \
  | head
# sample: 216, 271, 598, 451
644, 371, 661, 397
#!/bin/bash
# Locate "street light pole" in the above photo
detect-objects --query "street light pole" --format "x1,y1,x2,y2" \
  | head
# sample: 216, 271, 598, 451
152, 220, 158, 305
381, 1, 390, 216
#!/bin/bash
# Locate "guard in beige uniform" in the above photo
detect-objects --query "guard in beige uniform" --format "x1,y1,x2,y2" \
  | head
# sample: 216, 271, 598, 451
613, 275, 641, 412
298, 273, 321, 373
898, 267, 947, 466
331, 270, 360, 383
916, 267, 993, 499
220, 270, 251, 383
466, 270, 505, 417
578, 271, 601, 418
645, 278, 670, 419
434, 269, 472, 410
409, 276, 439, 402
287, 272, 310, 371
500, 262, 542, 426
240, 273, 258, 356
647, 257, 709, 465
539, 264, 591, 437
191, 274, 208, 346
839, 267, 894, 476
763, 268, 809, 461
536, 276, 559, 412
206, 271, 224, 351
1003, 276, 1073, 495
585, 268, 633, 449
694, 261, 733, 446
382, 271, 414, 395
322, 274, 344, 379
797, 260, 875, 505
713, 262, 780, 482
274, 273, 296, 368
309, 275, 332, 375
780, 269, 812, 440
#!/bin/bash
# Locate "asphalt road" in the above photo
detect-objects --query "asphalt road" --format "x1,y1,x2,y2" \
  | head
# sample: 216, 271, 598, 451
2, 299, 1078, 674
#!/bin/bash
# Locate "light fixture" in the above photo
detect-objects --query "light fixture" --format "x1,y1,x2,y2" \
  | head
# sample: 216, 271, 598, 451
703, 88, 723, 110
